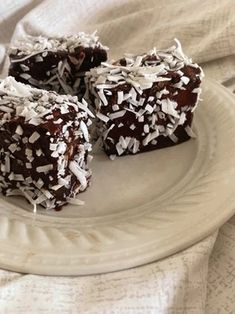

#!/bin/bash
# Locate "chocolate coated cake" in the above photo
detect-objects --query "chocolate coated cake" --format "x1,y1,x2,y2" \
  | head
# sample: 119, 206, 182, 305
86, 39, 203, 158
0, 77, 93, 210
8, 32, 108, 99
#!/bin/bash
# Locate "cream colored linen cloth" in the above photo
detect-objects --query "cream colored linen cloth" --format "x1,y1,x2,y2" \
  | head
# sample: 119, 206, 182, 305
0, 0, 235, 313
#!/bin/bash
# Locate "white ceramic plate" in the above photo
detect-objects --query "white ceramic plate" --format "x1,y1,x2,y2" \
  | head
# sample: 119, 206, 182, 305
0, 79, 235, 276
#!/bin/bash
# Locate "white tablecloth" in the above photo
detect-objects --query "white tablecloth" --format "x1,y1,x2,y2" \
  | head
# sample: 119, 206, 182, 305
0, 0, 235, 313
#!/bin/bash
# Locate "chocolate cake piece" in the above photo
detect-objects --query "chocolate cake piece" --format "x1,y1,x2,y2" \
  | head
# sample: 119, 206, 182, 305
0, 77, 93, 211
8, 32, 108, 99
86, 39, 204, 158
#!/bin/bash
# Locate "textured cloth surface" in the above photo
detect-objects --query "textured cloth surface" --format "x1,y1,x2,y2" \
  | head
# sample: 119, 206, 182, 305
0, 0, 235, 313
0, 234, 217, 314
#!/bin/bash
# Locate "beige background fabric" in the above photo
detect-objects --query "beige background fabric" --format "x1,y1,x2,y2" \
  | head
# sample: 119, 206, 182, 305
0, 0, 235, 313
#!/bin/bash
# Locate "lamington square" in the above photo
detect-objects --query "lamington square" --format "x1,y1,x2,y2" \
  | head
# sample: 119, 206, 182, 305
8, 32, 108, 99
0, 77, 93, 210
86, 39, 203, 158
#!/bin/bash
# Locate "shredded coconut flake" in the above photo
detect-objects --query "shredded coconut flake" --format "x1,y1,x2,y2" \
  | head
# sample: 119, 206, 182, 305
29, 131, 40, 143
36, 164, 53, 173
9, 32, 108, 57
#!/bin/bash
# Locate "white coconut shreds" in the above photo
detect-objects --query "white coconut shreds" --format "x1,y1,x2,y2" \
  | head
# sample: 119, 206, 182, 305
86, 39, 204, 157
0, 77, 93, 211
9, 31, 109, 57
